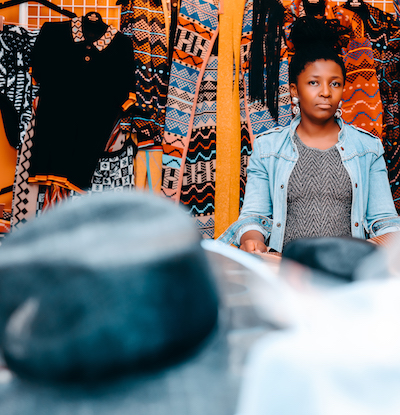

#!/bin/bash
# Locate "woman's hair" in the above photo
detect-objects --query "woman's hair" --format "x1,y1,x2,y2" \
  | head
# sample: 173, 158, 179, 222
289, 16, 349, 84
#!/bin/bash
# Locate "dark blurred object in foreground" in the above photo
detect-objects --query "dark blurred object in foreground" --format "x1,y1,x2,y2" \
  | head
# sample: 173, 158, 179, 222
0, 192, 219, 382
282, 236, 380, 281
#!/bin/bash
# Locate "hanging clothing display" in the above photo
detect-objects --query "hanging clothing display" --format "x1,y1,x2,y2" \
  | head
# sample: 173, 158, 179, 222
27, 17, 134, 191
161, 0, 219, 238
12, 99, 136, 230
0, 25, 39, 143
0, 93, 19, 219
241, 0, 291, 138
119, 0, 169, 148
342, 1, 400, 212
284, 0, 383, 138
375, 33, 400, 211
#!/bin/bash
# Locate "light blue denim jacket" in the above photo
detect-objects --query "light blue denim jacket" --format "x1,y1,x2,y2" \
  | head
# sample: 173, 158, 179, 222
218, 115, 400, 252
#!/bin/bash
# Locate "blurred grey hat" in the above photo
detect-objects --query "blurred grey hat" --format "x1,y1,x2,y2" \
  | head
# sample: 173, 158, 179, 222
0, 191, 219, 382
0, 192, 276, 415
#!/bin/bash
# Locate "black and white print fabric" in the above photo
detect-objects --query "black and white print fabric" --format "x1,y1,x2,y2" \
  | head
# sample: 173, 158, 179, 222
0, 25, 39, 143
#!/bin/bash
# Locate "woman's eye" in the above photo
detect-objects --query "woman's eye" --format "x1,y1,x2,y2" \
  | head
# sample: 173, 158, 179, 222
331, 81, 341, 87
309, 80, 318, 86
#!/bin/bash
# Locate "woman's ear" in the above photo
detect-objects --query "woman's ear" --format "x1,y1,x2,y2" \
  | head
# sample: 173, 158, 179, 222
289, 83, 298, 99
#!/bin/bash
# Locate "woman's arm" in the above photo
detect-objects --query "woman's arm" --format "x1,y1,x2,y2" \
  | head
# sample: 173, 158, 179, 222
366, 145, 400, 236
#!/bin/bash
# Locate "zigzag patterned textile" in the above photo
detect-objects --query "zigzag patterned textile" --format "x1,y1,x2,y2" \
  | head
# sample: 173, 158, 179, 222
342, 3, 400, 212
376, 33, 400, 212
0, 26, 39, 143
240, 0, 291, 140
179, 55, 217, 238
12, 99, 136, 230
341, 36, 382, 137
284, 0, 383, 138
161, 0, 219, 204
238, 72, 252, 210
120, 0, 169, 148
395, 0, 400, 23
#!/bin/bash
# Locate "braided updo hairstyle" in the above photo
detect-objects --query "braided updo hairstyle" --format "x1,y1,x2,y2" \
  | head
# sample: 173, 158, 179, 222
289, 16, 349, 85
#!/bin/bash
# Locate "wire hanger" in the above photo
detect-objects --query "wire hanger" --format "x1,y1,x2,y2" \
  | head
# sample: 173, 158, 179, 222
0, 0, 76, 18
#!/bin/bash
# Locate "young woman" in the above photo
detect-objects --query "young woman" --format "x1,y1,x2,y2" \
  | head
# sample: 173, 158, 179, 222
219, 17, 400, 253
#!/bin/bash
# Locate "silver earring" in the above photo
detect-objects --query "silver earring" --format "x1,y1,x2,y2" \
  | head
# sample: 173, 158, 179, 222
292, 96, 300, 115
334, 101, 343, 118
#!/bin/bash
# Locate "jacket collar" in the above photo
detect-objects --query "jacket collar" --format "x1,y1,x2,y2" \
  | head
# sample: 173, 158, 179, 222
289, 113, 346, 144
71, 16, 118, 52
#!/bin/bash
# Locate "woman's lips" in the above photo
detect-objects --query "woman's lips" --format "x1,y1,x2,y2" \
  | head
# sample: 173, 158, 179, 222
316, 103, 332, 109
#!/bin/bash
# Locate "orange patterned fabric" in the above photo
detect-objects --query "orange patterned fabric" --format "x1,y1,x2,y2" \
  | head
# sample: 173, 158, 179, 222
284, 0, 383, 137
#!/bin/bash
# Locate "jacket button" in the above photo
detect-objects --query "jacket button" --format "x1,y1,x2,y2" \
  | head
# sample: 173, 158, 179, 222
277, 223, 281, 227
85, 56, 91, 62
341, 146, 344, 151
355, 183, 358, 188
261, 219, 267, 225
355, 222, 359, 227
280, 184, 284, 189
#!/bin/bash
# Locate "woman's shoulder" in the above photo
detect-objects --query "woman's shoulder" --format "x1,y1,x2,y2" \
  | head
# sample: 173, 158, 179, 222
343, 123, 382, 155
254, 125, 292, 149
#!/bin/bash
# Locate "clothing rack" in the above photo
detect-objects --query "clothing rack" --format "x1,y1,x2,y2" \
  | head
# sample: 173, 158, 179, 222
0, 0, 76, 18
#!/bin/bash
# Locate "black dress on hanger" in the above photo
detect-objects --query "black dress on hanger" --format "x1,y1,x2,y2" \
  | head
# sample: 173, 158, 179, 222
28, 16, 134, 190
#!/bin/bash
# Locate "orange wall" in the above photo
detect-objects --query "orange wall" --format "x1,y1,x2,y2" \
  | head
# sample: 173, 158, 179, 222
1, 6, 20, 26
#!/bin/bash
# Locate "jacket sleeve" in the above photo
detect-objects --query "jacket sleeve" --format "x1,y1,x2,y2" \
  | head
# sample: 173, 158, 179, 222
366, 141, 400, 237
218, 138, 274, 246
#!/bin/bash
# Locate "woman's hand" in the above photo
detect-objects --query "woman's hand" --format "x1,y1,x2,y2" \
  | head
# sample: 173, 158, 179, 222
239, 230, 268, 253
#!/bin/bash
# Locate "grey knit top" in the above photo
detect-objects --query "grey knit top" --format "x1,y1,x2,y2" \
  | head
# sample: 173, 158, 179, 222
283, 133, 353, 248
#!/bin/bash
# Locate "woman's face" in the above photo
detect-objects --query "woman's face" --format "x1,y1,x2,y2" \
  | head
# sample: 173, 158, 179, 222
290, 59, 344, 124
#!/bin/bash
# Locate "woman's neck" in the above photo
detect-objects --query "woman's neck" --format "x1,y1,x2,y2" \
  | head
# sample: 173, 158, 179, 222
296, 116, 340, 150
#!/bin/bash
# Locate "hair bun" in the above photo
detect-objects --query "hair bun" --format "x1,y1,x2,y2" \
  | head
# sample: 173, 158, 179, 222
290, 16, 351, 54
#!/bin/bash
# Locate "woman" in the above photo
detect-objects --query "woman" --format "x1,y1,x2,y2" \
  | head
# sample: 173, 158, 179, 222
219, 17, 400, 253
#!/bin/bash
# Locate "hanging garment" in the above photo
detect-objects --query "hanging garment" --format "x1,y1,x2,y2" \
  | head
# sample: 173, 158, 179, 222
284, 0, 383, 138
240, 0, 291, 139
119, 0, 169, 148
161, 0, 219, 238
394, 0, 400, 24
376, 33, 400, 212
12, 99, 136, 230
28, 17, 134, 191
340, 3, 400, 212
0, 93, 19, 219
0, 25, 39, 143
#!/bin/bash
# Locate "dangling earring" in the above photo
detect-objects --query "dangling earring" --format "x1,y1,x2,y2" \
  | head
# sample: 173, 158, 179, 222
292, 96, 300, 115
335, 101, 343, 118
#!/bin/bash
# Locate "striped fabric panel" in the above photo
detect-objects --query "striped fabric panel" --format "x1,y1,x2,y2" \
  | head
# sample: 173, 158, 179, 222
120, 0, 169, 148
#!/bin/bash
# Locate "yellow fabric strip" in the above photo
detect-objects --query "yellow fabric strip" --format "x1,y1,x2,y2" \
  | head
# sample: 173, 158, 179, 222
161, 0, 170, 51
134, 149, 163, 192
215, 0, 245, 238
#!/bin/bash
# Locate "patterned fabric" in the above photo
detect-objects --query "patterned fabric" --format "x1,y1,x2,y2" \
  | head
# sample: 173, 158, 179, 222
395, 0, 400, 23
283, 133, 352, 247
377, 33, 400, 211
180, 55, 218, 238
284, 0, 383, 138
240, 0, 292, 140
342, 3, 400, 212
162, 0, 219, 204
12, 99, 136, 230
134, 147, 163, 191
71, 17, 118, 51
12, 98, 40, 230
119, 0, 169, 148
0, 25, 39, 143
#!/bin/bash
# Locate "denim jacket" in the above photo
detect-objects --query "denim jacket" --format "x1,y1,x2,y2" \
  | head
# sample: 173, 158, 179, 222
218, 115, 400, 252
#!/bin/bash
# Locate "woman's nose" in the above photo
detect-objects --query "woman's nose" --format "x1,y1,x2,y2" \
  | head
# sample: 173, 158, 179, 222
320, 82, 331, 97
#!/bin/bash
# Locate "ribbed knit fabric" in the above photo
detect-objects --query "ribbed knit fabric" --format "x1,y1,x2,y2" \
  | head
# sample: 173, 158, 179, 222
283, 133, 352, 248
